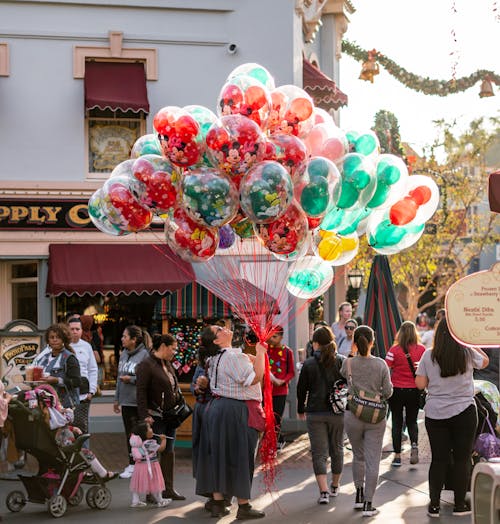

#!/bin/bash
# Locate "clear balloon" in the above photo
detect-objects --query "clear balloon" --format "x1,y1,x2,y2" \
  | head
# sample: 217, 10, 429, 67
205, 115, 266, 187
165, 207, 218, 262
286, 255, 334, 299
320, 206, 372, 236
267, 85, 315, 138
303, 123, 349, 165
130, 134, 162, 158
104, 181, 153, 232
181, 168, 239, 227
183, 105, 219, 167
227, 63, 275, 91
88, 188, 131, 236
239, 160, 294, 223
132, 154, 179, 213
230, 211, 255, 239
347, 130, 380, 158
367, 154, 409, 210
217, 74, 272, 129
264, 133, 307, 181
337, 153, 377, 210
254, 201, 309, 257
313, 229, 359, 266
153, 105, 205, 167
294, 157, 341, 219
312, 107, 335, 127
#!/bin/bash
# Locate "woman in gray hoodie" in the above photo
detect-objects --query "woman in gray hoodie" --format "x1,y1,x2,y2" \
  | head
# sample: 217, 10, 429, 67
113, 325, 149, 479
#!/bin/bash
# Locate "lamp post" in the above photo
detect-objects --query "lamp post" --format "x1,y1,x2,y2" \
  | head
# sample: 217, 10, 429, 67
347, 267, 363, 308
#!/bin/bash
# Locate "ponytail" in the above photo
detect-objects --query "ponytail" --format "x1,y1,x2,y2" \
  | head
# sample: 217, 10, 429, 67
353, 325, 374, 356
312, 326, 337, 368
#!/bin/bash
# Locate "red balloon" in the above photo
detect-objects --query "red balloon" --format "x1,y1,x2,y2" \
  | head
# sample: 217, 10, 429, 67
108, 184, 152, 231
409, 185, 432, 206
389, 197, 418, 226
171, 208, 218, 259
264, 133, 307, 181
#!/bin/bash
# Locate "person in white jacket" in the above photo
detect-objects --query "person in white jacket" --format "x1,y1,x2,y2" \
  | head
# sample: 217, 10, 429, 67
68, 316, 98, 438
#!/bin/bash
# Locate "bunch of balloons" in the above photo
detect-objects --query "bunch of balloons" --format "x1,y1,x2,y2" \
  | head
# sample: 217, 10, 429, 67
89, 62, 439, 300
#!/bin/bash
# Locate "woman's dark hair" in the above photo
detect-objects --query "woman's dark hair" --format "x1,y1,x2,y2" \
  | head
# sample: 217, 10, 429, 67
199, 326, 222, 361
313, 320, 328, 330
312, 326, 336, 368
431, 315, 468, 377
132, 421, 149, 441
152, 333, 176, 351
45, 323, 74, 353
394, 320, 418, 352
124, 325, 144, 346
353, 326, 374, 356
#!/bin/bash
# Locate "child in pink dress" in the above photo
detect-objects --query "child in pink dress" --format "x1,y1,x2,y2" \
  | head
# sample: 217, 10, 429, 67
129, 421, 172, 508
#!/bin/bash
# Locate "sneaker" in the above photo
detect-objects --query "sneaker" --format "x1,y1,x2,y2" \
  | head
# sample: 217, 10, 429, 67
130, 501, 147, 508
452, 503, 471, 516
119, 464, 134, 479
427, 504, 440, 518
211, 501, 230, 518
410, 444, 419, 465
277, 441, 286, 452
354, 487, 364, 509
318, 491, 330, 504
330, 485, 339, 497
236, 503, 265, 519
362, 501, 379, 517
156, 498, 172, 507
391, 456, 402, 467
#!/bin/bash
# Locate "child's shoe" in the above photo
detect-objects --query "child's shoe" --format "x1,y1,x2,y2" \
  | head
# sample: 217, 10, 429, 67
130, 501, 147, 508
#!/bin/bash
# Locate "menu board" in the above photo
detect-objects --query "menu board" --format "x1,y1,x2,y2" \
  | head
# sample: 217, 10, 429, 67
446, 263, 500, 347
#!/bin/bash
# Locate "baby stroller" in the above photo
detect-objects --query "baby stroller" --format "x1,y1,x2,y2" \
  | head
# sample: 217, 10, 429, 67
5, 394, 113, 518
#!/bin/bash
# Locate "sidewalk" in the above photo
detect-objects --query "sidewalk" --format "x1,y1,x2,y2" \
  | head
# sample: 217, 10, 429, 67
0, 414, 469, 523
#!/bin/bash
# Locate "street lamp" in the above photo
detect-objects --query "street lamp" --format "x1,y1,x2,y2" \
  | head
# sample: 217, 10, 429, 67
347, 268, 363, 291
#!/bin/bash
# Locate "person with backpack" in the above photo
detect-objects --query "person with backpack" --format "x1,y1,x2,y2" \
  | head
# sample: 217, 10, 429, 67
297, 325, 346, 505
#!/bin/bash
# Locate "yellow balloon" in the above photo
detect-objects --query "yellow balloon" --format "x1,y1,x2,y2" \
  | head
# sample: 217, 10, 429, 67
318, 235, 342, 261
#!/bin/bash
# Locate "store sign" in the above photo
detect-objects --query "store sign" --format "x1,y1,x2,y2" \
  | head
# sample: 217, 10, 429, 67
446, 263, 500, 347
1, 320, 43, 389
0, 199, 162, 231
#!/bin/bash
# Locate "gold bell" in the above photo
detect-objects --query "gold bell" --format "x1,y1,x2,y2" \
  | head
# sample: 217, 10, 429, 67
359, 50, 380, 83
479, 77, 494, 98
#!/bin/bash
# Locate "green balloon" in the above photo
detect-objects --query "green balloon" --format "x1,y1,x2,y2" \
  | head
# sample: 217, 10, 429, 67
343, 154, 364, 176
369, 220, 424, 247
366, 184, 390, 208
301, 177, 329, 215
288, 270, 321, 292
308, 157, 330, 178
346, 131, 359, 146
261, 162, 285, 185
337, 207, 371, 235
336, 182, 359, 209
141, 139, 162, 156
377, 162, 401, 185
353, 170, 370, 190
249, 66, 272, 87
355, 134, 377, 156
320, 207, 344, 231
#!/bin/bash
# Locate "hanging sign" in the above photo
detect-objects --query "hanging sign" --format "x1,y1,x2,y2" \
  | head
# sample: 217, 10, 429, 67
446, 263, 500, 347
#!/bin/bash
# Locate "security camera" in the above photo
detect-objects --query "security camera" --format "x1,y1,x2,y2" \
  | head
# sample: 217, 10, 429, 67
227, 43, 238, 55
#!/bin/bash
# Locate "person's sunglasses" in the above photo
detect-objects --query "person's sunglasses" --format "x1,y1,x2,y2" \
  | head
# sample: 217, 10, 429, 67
345, 326, 356, 331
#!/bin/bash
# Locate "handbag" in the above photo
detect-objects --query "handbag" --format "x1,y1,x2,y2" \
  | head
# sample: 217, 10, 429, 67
474, 416, 500, 459
162, 391, 193, 429
402, 345, 427, 409
346, 358, 387, 424
315, 355, 347, 415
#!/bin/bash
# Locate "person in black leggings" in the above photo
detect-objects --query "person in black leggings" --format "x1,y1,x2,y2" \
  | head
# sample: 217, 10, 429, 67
415, 315, 489, 518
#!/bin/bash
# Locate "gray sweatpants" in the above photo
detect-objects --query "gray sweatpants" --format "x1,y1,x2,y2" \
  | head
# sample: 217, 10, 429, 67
344, 410, 386, 501
306, 413, 344, 475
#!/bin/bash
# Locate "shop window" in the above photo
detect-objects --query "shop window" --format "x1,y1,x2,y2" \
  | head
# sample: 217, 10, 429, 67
11, 262, 38, 324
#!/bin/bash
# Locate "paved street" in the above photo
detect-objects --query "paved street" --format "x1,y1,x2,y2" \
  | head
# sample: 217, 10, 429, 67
0, 415, 470, 523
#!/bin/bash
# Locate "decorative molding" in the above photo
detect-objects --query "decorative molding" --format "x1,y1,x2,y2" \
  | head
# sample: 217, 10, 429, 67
334, 14, 349, 60
73, 31, 158, 80
295, 0, 328, 43
0, 43, 9, 76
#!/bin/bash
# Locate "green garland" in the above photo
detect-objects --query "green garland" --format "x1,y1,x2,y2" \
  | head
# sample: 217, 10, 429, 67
342, 40, 500, 96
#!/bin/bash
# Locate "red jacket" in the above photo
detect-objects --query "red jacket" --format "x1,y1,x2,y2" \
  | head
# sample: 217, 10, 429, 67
268, 344, 295, 396
385, 343, 426, 388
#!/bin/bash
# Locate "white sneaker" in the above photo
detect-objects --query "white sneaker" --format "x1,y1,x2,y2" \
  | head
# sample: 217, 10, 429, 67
120, 464, 135, 479
130, 501, 146, 508
156, 498, 172, 507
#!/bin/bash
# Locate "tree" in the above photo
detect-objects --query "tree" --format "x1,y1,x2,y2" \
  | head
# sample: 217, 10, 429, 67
354, 116, 500, 322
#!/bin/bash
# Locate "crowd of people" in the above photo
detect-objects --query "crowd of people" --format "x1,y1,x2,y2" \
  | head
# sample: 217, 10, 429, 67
1, 304, 497, 520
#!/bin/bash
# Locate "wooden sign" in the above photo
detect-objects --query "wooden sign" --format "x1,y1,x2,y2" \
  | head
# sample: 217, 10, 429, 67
446, 263, 500, 347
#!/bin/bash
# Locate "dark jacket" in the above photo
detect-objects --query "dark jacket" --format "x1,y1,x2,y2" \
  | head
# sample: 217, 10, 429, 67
296, 351, 345, 414
136, 354, 180, 420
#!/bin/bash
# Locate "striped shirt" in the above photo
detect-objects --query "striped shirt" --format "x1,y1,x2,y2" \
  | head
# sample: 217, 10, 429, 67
208, 347, 262, 401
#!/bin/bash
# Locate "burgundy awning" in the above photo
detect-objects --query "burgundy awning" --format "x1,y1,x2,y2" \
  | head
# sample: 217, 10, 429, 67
489, 171, 500, 213
303, 57, 348, 111
46, 244, 194, 297
84, 61, 150, 113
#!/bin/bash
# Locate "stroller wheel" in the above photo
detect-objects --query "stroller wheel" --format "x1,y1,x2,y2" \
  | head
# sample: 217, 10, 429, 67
86, 486, 98, 508
47, 494, 67, 518
67, 486, 84, 506
93, 486, 112, 510
6, 490, 26, 512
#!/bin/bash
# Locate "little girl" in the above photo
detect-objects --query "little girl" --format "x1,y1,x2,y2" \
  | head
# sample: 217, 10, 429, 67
129, 421, 172, 508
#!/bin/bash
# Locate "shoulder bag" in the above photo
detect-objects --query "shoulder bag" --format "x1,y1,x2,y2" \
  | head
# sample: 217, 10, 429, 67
346, 358, 387, 424
315, 355, 347, 415
402, 346, 427, 409
474, 415, 500, 459
162, 389, 193, 429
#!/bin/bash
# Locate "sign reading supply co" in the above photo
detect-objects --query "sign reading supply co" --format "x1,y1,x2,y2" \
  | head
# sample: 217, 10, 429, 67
0, 199, 162, 231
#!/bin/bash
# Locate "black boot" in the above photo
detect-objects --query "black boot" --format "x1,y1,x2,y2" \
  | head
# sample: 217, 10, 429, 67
354, 486, 364, 510
160, 451, 186, 500
236, 503, 265, 520
211, 500, 230, 518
